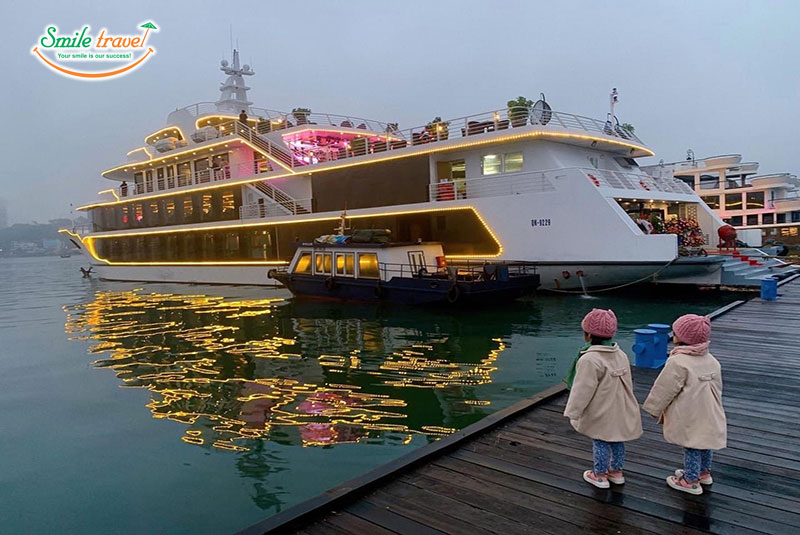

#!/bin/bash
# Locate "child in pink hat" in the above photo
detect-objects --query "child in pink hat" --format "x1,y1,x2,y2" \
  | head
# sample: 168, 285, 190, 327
644, 314, 727, 495
564, 309, 643, 489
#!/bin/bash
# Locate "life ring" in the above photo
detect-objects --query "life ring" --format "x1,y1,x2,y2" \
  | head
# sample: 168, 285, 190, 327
374, 285, 384, 299
446, 284, 461, 304
324, 277, 336, 291
267, 269, 277, 279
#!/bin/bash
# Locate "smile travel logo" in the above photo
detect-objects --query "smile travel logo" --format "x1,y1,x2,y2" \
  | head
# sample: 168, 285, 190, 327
32, 21, 158, 80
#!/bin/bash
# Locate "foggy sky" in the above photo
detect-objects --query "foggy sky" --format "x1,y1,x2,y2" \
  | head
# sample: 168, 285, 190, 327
3, 0, 799, 224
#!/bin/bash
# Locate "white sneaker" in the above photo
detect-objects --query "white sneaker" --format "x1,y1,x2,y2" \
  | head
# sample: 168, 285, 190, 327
583, 470, 610, 489
675, 469, 713, 485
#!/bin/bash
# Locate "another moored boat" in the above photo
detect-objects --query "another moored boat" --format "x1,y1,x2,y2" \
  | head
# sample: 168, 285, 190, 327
271, 238, 539, 305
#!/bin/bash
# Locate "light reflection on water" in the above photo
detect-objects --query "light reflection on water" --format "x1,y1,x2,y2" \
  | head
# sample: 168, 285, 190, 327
64, 289, 510, 452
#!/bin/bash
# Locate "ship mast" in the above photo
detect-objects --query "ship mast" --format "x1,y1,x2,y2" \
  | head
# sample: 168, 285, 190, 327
216, 49, 254, 114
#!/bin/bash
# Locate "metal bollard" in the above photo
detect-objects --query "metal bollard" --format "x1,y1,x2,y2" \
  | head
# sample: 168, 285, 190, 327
633, 328, 657, 368
647, 323, 671, 368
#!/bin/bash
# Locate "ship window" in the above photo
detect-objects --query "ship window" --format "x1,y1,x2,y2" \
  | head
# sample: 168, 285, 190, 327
182, 197, 194, 221
747, 214, 759, 226
156, 167, 165, 191
166, 165, 175, 189
177, 162, 191, 187
194, 158, 210, 183
725, 193, 743, 210
335, 253, 355, 277
294, 253, 312, 273
134, 172, 144, 194
701, 196, 720, 209
222, 192, 235, 213
777, 213, 787, 223
314, 252, 332, 274
727, 215, 743, 226
793, 211, 800, 223
763, 213, 774, 224
675, 175, 695, 188
699, 173, 719, 190
357, 253, 379, 279
746, 191, 764, 210
781, 227, 799, 237
145, 170, 153, 193
481, 154, 502, 175
408, 251, 426, 274
504, 152, 523, 173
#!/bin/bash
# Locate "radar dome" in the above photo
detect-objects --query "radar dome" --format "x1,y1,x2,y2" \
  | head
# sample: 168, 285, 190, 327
243, 64, 250, 71
220, 60, 229, 67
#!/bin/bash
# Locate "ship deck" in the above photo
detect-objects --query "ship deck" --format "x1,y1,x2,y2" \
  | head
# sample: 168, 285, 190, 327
239, 276, 800, 535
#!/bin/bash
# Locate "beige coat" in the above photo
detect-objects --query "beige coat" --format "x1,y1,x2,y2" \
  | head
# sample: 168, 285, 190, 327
563, 344, 643, 442
643, 351, 727, 450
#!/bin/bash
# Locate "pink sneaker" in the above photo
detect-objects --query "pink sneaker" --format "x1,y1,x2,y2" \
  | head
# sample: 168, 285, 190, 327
607, 469, 625, 484
675, 469, 713, 485
667, 475, 703, 495
583, 470, 610, 489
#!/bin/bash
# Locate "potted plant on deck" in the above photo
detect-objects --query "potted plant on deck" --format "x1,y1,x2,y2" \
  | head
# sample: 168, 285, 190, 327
426, 116, 449, 140
507, 96, 533, 127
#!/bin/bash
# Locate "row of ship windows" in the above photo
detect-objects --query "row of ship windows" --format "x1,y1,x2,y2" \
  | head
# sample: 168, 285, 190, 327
723, 211, 800, 226
701, 192, 768, 210
91, 190, 242, 231
294, 252, 380, 279
94, 228, 282, 262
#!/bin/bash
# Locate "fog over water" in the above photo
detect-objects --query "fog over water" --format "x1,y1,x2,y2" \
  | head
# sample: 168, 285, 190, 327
2, 0, 799, 224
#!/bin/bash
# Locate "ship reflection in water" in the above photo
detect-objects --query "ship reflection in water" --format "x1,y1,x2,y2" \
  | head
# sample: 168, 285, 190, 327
63, 289, 518, 452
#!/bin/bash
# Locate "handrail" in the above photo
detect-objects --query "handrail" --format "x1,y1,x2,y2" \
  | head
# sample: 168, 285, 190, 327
428, 166, 698, 202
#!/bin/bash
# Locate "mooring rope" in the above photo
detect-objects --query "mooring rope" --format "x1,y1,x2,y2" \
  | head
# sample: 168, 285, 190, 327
542, 257, 680, 295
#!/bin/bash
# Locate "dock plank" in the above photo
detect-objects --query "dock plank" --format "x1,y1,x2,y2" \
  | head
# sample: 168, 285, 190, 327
239, 280, 800, 535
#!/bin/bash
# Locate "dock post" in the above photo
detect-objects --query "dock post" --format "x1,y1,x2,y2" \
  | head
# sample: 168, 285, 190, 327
647, 323, 670, 368
632, 328, 657, 368
761, 277, 778, 301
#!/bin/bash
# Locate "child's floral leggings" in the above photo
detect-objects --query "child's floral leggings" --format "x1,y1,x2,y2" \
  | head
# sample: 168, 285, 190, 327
592, 439, 625, 474
684, 448, 713, 481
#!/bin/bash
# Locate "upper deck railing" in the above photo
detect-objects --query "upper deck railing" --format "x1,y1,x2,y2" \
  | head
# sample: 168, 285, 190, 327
179, 102, 645, 146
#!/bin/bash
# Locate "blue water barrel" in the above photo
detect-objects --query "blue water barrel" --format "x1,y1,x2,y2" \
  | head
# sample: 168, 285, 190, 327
761, 277, 778, 301
647, 323, 671, 368
633, 328, 657, 368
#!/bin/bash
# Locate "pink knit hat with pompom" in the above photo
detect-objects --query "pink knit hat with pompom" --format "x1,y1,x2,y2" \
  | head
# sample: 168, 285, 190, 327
581, 308, 617, 338
672, 314, 711, 345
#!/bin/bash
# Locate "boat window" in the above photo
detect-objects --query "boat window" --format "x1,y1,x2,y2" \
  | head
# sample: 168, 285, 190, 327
699, 173, 720, 190
335, 253, 355, 276
177, 162, 191, 187
358, 253, 379, 279
675, 175, 695, 188
746, 214, 759, 226
777, 213, 787, 224
504, 152, 523, 173
408, 251, 426, 274
701, 196, 720, 209
315, 252, 332, 274
165, 165, 175, 189
725, 193, 743, 211
294, 253, 312, 273
746, 191, 764, 210
481, 154, 502, 175
145, 170, 154, 193
762, 213, 774, 225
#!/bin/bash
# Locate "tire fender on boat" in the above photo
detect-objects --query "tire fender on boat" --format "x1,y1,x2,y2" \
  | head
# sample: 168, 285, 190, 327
446, 284, 461, 304
267, 269, 277, 279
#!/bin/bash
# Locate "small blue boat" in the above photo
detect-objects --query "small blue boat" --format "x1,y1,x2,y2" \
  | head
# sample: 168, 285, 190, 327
270, 239, 539, 305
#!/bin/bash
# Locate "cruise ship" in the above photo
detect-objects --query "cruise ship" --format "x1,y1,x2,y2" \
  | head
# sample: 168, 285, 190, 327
644, 153, 800, 247
62, 51, 730, 290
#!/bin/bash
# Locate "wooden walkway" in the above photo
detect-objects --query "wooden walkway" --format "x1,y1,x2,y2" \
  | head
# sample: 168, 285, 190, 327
240, 278, 800, 535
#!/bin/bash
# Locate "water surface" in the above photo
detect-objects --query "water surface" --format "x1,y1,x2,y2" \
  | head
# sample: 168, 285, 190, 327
0, 256, 736, 533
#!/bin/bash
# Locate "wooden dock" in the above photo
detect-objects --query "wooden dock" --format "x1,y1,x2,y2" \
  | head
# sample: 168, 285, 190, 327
240, 278, 800, 535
